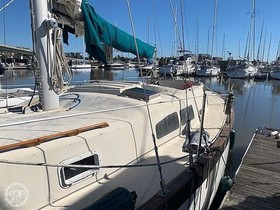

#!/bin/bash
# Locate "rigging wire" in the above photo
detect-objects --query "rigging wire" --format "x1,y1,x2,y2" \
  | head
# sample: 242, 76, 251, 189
126, 0, 168, 196
0, 0, 37, 110
210, 0, 218, 61
180, 0, 185, 51
0, 0, 14, 12
0, 154, 190, 169
1, 0, 9, 108
169, 0, 183, 52
0, 94, 204, 128
27, 0, 41, 108
153, 0, 163, 57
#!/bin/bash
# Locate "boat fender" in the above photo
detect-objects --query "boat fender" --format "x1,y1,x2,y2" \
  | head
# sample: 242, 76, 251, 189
182, 129, 210, 153
84, 187, 137, 210
183, 81, 193, 89
219, 176, 234, 193
230, 129, 235, 150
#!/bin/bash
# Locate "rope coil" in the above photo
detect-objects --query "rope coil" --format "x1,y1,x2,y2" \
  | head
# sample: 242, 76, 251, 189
51, 27, 73, 94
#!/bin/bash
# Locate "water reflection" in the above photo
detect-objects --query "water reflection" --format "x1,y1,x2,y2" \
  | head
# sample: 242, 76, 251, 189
0, 68, 142, 89
271, 80, 280, 95
0, 69, 35, 88
70, 68, 141, 85
199, 76, 280, 172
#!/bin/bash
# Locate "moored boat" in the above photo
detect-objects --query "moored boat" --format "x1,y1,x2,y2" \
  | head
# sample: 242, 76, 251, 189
195, 63, 220, 77
159, 58, 195, 76
101, 62, 128, 70
269, 69, 280, 80
226, 60, 258, 79
0, 88, 39, 110
70, 63, 92, 70
0, 1, 235, 210
268, 64, 280, 80
0, 62, 6, 75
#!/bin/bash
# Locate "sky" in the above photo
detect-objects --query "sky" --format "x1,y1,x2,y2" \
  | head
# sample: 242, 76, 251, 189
1, 0, 280, 62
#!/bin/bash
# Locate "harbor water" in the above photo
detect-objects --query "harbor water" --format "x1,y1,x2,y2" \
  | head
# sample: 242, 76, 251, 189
1, 68, 280, 175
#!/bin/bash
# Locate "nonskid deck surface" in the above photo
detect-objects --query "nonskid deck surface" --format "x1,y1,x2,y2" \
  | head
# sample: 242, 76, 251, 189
0, 81, 209, 146
0, 82, 149, 145
1, 83, 224, 145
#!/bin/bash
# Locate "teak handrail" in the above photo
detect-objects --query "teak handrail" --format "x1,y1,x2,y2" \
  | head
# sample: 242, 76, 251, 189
0, 122, 109, 152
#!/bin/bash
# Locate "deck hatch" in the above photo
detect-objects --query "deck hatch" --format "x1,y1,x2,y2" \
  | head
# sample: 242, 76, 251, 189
122, 87, 160, 101
58, 151, 99, 188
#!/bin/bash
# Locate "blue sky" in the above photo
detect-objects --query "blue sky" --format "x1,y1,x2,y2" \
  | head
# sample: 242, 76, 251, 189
1, 0, 280, 62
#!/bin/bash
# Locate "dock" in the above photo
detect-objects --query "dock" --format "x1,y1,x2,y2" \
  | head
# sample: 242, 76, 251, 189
221, 127, 280, 210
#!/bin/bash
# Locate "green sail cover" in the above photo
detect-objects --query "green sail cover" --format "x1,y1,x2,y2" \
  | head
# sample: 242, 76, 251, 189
81, 0, 155, 64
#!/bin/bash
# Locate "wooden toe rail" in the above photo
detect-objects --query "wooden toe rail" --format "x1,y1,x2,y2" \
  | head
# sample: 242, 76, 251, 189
0, 122, 109, 152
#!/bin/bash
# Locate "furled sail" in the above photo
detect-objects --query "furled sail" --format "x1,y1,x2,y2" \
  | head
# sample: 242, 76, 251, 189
81, 0, 155, 64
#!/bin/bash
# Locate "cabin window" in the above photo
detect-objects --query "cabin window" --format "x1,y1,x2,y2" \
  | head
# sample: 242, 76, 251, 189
180, 105, 195, 125
58, 151, 99, 188
156, 112, 179, 139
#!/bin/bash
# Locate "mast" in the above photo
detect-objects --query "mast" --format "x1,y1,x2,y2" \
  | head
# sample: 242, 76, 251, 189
147, 16, 150, 44
31, 0, 59, 111
169, 0, 183, 56
210, 0, 218, 62
274, 38, 280, 62
256, 19, 264, 61
195, 16, 199, 56
244, 31, 249, 59
252, 0, 256, 61
207, 29, 210, 55
266, 33, 272, 62
222, 33, 225, 60
180, 0, 185, 51
174, 6, 177, 56
82, 37, 86, 64
238, 38, 241, 58
261, 27, 267, 62
247, 0, 254, 61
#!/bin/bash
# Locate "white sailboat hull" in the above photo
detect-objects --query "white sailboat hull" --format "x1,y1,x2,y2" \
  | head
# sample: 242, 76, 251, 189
179, 139, 230, 210
195, 65, 220, 77
226, 64, 258, 78
159, 64, 195, 76
70, 64, 92, 70
269, 70, 280, 80
0, 88, 38, 109
0, 80, 234, 210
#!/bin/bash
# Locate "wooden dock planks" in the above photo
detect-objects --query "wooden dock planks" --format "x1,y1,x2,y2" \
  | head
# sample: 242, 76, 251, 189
221, 128, 280, 210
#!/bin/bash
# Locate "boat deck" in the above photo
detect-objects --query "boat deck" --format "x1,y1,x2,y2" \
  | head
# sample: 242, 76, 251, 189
0, 81, 224, 147
0, 81, 230, 209
221, 128, 280, 210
